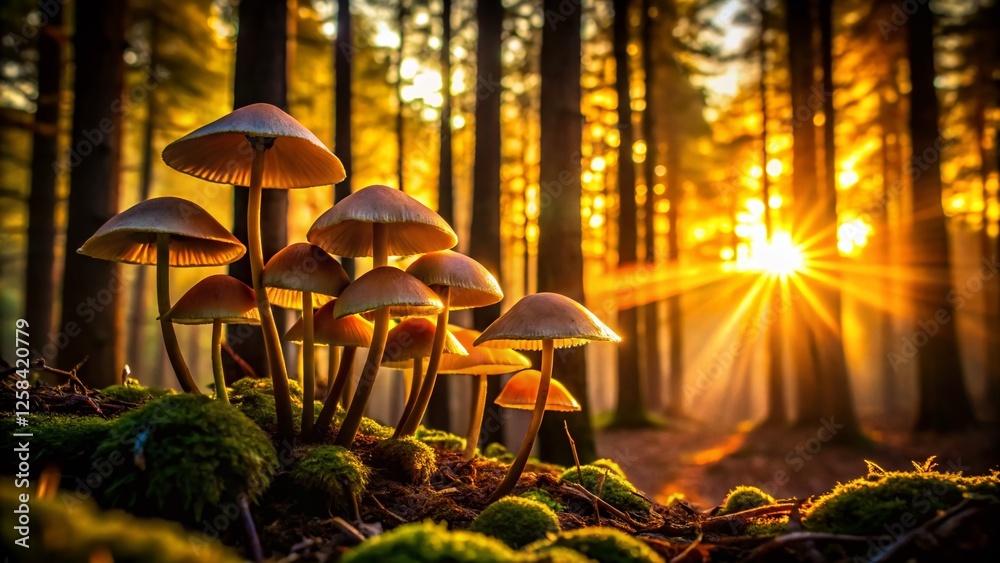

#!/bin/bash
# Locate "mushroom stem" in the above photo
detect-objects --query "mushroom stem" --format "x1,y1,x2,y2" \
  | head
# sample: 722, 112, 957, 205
155, 233, 199, 393
336, 307, 390, 447
211, 319, 229, 404
315, 346, 357, 434
247, 141, 294, 441
340, 350, 353, 409
399, 286, 451, 436
301, 290, 315, 433
462, 374, 488, 460
394, 358, 425, 434
372, 222, 388, 267
326, 346, 342, 398
487, 339, 554, 502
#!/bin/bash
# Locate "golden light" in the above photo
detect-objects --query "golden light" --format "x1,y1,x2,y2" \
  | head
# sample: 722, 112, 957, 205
748, 164, 763, 179
766, 159, 783, 177
720, 247, 735, 260
693, 226, 707, 240
754, 231, 805, 276
591, 157, 607, 172
655, 165, 667, 176
838, 169, 859, 189
746, 198, 765, 216
768, 194, 783, 209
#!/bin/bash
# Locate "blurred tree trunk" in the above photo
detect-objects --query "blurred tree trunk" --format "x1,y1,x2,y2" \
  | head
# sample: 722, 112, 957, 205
427, 0, 453, 432
335, 0, 353, 278
59, 0, 127, 386
396, 2, 406, 192
26, 9, 64, 365
535, 0, 595, 464
469, 0, 504, 447
907, 2, 976, 431
877, 83, 900, 417
225, 0, 288, 383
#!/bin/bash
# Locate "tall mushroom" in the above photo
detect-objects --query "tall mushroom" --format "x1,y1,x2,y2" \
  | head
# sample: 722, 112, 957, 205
475, 292, 620, 501
397, 250, 503, 436
163, 103, 345, 440
262, 243, 350, 432
330, 267, 443, 447
161, 275, 260, 404
79, 197, 245, 393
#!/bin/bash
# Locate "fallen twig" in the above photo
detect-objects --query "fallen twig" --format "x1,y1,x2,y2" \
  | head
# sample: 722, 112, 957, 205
238, 495, 264, 563
869, 498, 975, 563
330, 517, 366, 544
562, 481, 643, 528
700, 503, 796, 532
669, 532, 704, 563
368, 495, 406, 524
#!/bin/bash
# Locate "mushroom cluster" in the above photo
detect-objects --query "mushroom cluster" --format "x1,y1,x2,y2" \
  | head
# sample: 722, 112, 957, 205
77, 102, 620, 502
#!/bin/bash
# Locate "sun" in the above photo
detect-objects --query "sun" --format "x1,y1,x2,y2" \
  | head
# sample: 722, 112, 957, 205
757, 231, 805, 276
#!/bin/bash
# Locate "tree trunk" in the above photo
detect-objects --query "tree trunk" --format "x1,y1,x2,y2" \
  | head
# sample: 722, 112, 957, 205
225, 0, 289, 383
59, 0, 127, 387
877, 82, 900, 417
907, 2, 977, 431
396, 2, 406, 192
535, 0, 594, 464
335, 0, 354, 278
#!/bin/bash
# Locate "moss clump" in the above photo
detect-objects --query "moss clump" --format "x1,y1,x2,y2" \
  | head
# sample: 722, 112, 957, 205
371, 437, 437, 485
289, 445, 369, 514
531, 547, 594, 563
415, 427, 467, 452
483, 442, 515, 463
719, 485, 775, 515
591, 458, 627, 479
559, 465, 651, 514
359, 416, 394, 438
958, 472, 1000, 497
342, 521, 522, 562
101, 379, 176, 403
0, 415, 114, 479
469, 496, 560, 548
0, 484, 238, 562
228, 376, 303, 401
94, 394, 278, 521
745, 516, 789, 536
521, 489, 564, 513
529, 527, 664, 563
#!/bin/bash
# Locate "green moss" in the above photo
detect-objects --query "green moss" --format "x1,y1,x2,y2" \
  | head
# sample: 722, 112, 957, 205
359, 416, 394, 438
0, 415, 114, 478
0, 484, 238, 562
415, 427, 467, 452
745, 516, 789, 537
590, 458, 627, 479
371, 437, 437, 485
530, 547, 594, 563
342, 521, 523, 562
528, 527, 664, 563
289, 445, 369, 514
558, 465, 650, 514
521, 489, 564, 513
719, 485, 775, 515
101, 379, 176, 403
957, 471, 1000, 497
483, 442, 515, 463
469, 497, 560, 548
228, 376, 303, 401
94, 394, 278, 522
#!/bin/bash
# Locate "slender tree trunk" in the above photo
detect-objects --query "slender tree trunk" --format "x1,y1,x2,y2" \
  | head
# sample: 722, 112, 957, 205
877, 82, 900, 417
225, 0, 289, 383
335, 0, 354, 279
59, 0, 127, 386
396, 1, 406, 192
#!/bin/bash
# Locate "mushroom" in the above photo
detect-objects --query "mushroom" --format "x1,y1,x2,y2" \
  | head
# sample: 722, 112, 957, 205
262, 243, 350, 432
435, 327, 531, 459
163, 103, 345, 440
381, 318, 467, 434
329, 267, 444, 447
474, 292, 621, 501
397, 250, 503, 436
161, 275, 260, 403
285, 299, 374, 435
495, 369, 582, 412
79, 197, 245, 393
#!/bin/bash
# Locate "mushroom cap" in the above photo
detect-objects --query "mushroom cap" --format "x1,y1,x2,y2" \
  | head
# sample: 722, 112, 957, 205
405, 251, 503, 310
162, 103, 345, 189
307, 185, 457, 258
284, 300, 374, 347
380, 317, 468, 368
474, 292, 621, 350
437, 327, 532, 375
262, 243, 351, 310
494, 370, 581, 412
78, 197, 245, 267
334, 267, 443, 318
161, 275, 260, 325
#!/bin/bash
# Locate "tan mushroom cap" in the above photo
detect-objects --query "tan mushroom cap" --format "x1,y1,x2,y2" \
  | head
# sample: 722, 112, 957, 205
405, 251, 503, 310
437, 327, 532, 375
334, 267, 444, 319
380, 318, 468, 368
494, 370, 581, 412
307, 185, 457, 258
161, 275, 260, 325
474, 292, 621, 350
78, 197, 245, 267
162, 103, 345, 189
262, 243, 351, 310
284, 300, 374, 347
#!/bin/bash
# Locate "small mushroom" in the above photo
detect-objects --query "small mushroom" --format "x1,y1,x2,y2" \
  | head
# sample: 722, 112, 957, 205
161, 275, 260, 404
475, 292, 620, 502
495, 369, 582, 412
79, 197, 245, 394
263, 243, 350, 432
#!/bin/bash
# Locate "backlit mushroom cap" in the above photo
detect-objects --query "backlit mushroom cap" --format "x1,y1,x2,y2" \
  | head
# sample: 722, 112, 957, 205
162, 275, 260, 325
437, 327, 531, 375
474, 292, 621, 350
380, 318, 468, 368
162, 103, 345, 188
405, 251, 503, 310
78, 197, 245, 267
494, 370, 581, 412
307, 185, 457, 258
285, 300, 374, 347
334, 267, 444, 319
262, 243, 351, 310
